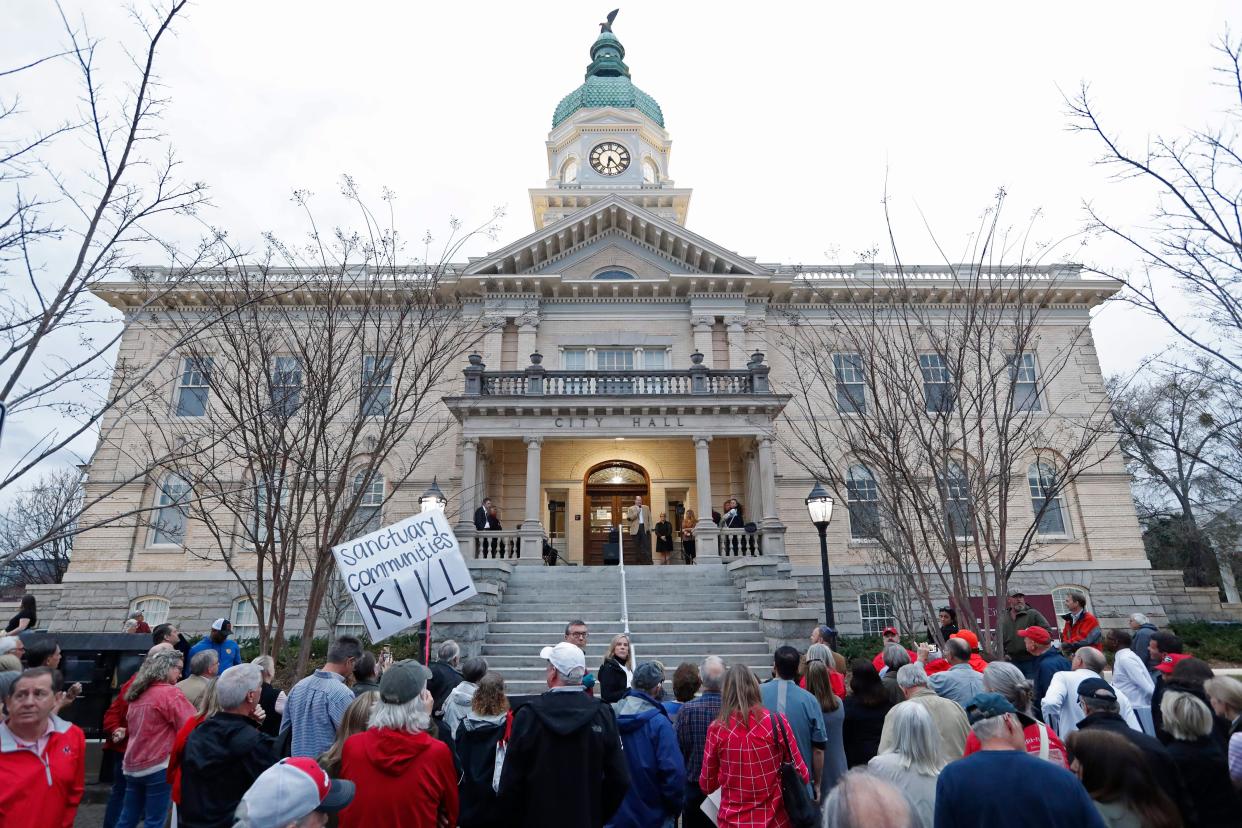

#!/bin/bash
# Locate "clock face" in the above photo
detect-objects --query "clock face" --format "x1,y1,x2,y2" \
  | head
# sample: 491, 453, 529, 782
589, 142, 631, 176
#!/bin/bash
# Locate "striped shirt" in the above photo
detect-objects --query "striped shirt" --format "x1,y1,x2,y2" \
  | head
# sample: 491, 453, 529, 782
280, 669, 353, 758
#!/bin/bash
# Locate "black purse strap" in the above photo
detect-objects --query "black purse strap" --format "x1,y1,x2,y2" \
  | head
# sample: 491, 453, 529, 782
770, 711, 792, 763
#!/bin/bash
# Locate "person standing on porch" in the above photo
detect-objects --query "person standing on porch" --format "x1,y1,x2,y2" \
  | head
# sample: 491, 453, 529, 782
654, 513, 674, 565
681, 510, 697, 564
625, 495, 652, 564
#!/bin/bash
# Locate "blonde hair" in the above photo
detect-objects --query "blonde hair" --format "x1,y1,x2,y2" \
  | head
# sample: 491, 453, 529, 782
1160, 690, 1213, 741
606, 634, 632, 667
251, 655, 276, 681
198, 676, 222, 717
1205, 676, 1242, 717
684, 510, 697, 525
319, 691, 378, 776
717, 665, 764, 728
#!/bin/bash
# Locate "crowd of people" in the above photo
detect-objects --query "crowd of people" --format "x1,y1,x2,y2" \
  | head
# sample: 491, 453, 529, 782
1, 591, 1241, 827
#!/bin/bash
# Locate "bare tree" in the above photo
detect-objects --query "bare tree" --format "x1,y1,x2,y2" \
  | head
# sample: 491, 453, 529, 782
0, 2, 229, 564
133, 183, 499, 672
1069, 33, 1242, 390
0, 467, 83, 592
1109, 357, 1242, 599
774, 192, 1112, 656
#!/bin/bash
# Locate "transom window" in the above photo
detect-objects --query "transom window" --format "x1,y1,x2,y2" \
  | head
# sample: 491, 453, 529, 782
859, 591, 897, 635
1028, 461, 1069, 536
833, 353, 866, 414
175, 357, 213, 417
593, 270, 635, 280
587, 465, 646, 485
1009, 353, 1042, 411
151, 474, 191, 546
129, 596, 170, 627
919, 354, 955, 413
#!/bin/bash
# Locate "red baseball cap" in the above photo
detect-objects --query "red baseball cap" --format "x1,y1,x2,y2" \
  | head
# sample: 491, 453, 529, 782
1017, 627, 1051, 645
881, 626, 899, 636
1155, 652, 1192, 675
951, 630, 979, 650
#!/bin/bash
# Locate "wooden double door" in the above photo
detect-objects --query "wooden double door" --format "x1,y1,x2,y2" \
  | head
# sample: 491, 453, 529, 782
584, 486, 652, 566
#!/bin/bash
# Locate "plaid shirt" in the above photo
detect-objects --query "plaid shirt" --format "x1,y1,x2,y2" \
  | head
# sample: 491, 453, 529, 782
675, 691, 721, 780
700, 709, 808, 828
279, 669, 353, 758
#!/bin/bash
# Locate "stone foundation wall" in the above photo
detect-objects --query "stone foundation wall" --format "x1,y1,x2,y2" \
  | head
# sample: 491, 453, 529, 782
1151, 569, 1242, 623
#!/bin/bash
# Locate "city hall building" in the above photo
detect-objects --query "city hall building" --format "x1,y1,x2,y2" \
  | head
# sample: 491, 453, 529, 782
34, 18, 1202, 642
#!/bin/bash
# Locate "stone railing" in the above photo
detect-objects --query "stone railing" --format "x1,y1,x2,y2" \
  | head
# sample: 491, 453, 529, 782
467, 530, 522, 560
770, 263, 1095, 282
718, 528, 763, 558
462, 350, 772, 397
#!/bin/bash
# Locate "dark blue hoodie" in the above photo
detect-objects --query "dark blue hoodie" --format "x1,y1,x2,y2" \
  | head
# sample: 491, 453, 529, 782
607, 690, 686, 828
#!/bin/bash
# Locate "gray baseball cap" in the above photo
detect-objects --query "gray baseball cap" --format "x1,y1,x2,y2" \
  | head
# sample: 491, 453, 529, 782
379, 659, 432, 704
633, 661, 665, 691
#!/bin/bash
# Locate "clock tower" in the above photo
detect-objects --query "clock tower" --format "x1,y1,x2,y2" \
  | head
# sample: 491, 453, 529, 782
529, 12, 692, 229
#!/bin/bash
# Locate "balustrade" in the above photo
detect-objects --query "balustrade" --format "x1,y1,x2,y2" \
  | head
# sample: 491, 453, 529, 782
718, 527, 763, 558
469, 530, 522, 560
464, 351, 771, 397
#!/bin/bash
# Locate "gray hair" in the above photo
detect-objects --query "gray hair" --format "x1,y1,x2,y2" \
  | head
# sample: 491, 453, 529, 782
250, 655, 275, 680
806, 643, 833, 665
883, 701, 944, 775
1075, 647, 1106, 673
982, 662, 1033, 716
190, 649, 219, 676
1080, 694, 1120, 715
971, 712, 1017, 743
1160, 690, 1213, 741
882, 643, 911, 671
215, 663, 262, 710
1129, 612, 1149, 625
556, 664, 586, 685
0, 638, 19, 656
823, 768, 912, 828
437, 640, 461, 664
371, 693, 433, 734
896, 662, 929, 690
700, 655, 726, 691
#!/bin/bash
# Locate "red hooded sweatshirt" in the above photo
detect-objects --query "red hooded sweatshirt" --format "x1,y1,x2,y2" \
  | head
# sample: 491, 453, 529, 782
338, 727, 458, 828
0, 715, 86, 828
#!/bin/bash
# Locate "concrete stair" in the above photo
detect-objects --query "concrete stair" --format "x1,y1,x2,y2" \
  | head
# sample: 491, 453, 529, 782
482, 564, 774, 694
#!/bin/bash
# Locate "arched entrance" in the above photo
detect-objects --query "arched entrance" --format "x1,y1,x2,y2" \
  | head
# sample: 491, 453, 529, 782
583, 460, 650, 566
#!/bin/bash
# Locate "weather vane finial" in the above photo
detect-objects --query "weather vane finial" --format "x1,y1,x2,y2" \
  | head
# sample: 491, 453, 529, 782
600, 9, 619, 33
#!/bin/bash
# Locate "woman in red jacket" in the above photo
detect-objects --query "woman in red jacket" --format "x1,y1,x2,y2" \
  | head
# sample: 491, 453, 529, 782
0, 667, 85, 828
116, 648, 197, 828
700, 665, 809, 828
339, 660, 458, 828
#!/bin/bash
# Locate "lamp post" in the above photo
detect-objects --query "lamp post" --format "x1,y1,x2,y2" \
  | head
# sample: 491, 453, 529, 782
806, 481, 836, 629
419, 477, 447, 513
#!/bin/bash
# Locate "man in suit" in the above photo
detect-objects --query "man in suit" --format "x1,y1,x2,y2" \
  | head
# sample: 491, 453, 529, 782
473, 497, 503, 557
473, 497, 495, 530
625, 495, 653, 564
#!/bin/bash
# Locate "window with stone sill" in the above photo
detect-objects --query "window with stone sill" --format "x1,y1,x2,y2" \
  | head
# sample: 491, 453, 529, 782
1028, 461, 1070, 538
231, 596, 258, 640
129, 596, 170, 627
858, 590, 897, 635
174, 357, 213, 417
150, 474, 191, 547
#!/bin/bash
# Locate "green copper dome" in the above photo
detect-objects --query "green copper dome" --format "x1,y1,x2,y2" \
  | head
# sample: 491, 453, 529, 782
552, 27, 664, 128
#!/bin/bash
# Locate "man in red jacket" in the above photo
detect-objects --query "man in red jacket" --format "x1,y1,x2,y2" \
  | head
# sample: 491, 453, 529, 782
1060, 590, 1101, 655
338, 659, 458, 828
0, 667, 86, 828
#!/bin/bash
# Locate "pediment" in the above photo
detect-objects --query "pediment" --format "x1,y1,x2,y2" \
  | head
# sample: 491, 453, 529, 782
463, 194, 768, 278
527, 233, 693, 277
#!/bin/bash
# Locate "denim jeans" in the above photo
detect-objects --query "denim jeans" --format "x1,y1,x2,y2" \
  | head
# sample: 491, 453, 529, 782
116, 767, 170, 828
102, 751, 134, 828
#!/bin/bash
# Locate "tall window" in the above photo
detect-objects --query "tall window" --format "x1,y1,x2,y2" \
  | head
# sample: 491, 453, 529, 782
596, 349, 635, 371
940, 462, 973, 540
129, 596, 170, 627
847, 465, 881, 540
361, 355, 392, 417
561, 349, 588, 370
641, 349, 667, 370
271, 356, 302, 416
919, 353, 954, 413
1028, 461, 1068, 536
833, 353, 866, 414
1009, 353, 1041, 411
335, 584, 365, 637
175, 357, 212, 417
349, 471, 385, 538
253, 474, 285, 545
152, 474, 191, 546
858, 591, 896, 635
231, 597, 258, 640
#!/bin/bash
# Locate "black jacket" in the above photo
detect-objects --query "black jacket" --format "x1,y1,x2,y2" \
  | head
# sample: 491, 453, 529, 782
455, 713, 508, 828
842, 696, 891, 768
257, 682, 283, 737
1165, 736, 1241, 827
498, 689, 630, 828
1077, 712, 1195, 824
429, 660, 463, 717
599, 658, 630, 704
179, 712, 282, 828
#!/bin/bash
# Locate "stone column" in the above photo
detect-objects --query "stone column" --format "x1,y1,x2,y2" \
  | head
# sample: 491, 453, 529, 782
519, 436, 545, 561
725, 316, 748, 369
457, 437, 478, 532
755, 435, 787, 558
692, 317, 714, 368
744, 447, 761, 523
693, 435, 720, 561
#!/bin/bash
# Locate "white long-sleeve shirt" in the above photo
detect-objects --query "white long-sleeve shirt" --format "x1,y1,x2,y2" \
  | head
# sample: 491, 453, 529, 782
1041, 667, 1141, 742
1109, 647, 1154, 707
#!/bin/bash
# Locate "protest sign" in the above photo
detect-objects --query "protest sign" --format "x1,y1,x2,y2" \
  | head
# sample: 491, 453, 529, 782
331, 508, 477, 643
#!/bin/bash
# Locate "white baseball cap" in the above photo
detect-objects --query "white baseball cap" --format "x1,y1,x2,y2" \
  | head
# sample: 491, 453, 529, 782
234, 757, 354, 828
540, 641, 586, 674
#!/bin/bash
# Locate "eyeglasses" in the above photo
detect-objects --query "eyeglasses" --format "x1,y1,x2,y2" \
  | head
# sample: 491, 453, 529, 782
568, 631, 588, 639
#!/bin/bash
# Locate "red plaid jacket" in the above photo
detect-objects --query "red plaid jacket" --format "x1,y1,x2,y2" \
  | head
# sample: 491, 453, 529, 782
699, 709, 809, 828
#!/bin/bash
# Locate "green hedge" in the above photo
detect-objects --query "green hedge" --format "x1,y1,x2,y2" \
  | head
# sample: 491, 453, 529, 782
1169, 622, 1242, 665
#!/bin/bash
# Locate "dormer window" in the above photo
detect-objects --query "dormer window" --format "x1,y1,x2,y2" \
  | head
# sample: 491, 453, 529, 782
593, 269, 635, 280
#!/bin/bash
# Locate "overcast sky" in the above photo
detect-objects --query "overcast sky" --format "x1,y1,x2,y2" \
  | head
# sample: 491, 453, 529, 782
2, 1, 1238, 483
